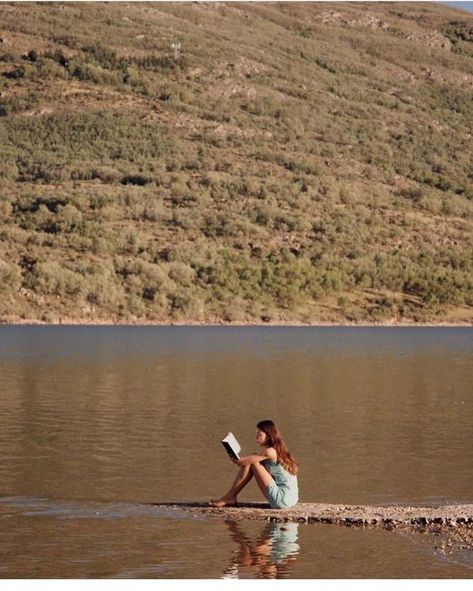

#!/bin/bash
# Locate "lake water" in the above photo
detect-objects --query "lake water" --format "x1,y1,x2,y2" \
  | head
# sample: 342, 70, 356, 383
0, 325, 472, 578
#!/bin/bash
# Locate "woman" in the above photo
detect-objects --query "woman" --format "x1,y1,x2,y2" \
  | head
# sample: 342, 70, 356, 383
209, 420, 299, 509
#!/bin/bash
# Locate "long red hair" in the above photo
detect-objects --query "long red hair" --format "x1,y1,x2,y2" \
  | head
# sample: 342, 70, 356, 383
257, 420, 299, 476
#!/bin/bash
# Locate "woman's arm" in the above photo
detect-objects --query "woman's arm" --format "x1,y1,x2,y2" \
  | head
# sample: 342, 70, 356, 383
234, 447, 277, 467
235, 454, 267, 467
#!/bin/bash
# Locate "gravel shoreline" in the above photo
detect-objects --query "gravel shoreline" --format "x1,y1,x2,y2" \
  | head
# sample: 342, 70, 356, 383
153, 501, 473, 526
152, 501, 473, 553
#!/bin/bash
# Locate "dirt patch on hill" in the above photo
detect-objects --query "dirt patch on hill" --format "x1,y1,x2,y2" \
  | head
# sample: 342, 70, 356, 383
319, 10, 390, 31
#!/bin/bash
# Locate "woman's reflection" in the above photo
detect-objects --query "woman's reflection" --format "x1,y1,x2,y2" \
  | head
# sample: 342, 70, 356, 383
221, 519, 300, 579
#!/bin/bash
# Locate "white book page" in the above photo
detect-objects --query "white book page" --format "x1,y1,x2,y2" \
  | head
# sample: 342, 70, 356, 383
223, 432, 241, 455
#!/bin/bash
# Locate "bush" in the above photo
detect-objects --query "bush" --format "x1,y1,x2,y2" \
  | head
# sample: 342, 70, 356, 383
167, 261, 196, 286
31, 261, 85, 296
69, 60, 122, 85
121, 174, 152, 186
115, 258, 170, 304
81, 42, 120, 69
0, 259, 21, 293
0, 93, 39, 117
3, 65, 26, 79
83, 263, 124, 307
132, 53, 189, 73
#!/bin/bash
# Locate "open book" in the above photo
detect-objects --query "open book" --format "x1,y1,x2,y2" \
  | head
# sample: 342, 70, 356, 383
221, 432, 241, 461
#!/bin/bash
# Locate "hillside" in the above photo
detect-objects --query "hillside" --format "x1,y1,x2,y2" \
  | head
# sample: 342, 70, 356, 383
0, 1, 472, 324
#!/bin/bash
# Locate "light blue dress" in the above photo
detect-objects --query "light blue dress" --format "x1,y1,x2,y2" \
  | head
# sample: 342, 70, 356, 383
261, 459, 299, 509
269, 522, 300, 563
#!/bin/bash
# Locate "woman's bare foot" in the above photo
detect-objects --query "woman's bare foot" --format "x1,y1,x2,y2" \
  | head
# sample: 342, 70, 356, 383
208, 497, 238, 507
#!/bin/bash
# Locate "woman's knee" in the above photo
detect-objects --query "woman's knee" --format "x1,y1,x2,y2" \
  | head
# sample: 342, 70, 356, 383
250, 462, 264, 474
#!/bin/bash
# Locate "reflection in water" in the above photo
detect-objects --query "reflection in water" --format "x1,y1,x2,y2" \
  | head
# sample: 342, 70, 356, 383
222, 520, 300, 579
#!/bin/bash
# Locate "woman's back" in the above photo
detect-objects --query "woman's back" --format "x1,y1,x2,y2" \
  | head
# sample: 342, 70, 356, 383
262, 458, 298, 506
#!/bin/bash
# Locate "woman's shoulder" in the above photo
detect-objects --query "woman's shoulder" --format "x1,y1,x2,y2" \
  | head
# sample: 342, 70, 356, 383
265, 447, 278, 462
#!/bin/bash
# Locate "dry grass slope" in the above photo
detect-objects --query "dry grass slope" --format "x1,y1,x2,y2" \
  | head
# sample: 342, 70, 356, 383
0, 1, 472, 324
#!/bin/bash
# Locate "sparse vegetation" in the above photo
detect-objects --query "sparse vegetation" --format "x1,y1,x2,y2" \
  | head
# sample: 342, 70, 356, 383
0, 1, 472, 324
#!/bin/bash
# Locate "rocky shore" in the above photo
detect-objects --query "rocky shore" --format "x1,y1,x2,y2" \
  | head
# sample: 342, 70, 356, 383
152, 501, 473, 554
152, 501, 473, 527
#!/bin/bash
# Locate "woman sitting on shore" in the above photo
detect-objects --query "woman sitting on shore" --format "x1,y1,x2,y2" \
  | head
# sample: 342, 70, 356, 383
209, 420, 299, 509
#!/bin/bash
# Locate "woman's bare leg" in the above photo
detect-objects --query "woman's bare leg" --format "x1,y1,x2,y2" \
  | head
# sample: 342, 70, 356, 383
209, 464, 254, 506
250, 462, 274, 499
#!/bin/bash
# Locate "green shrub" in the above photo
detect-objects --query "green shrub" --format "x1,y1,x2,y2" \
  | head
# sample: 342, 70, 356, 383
167, 261, 196, 287
82, 263, 124, 307
31, 261, 85, 296
69, 59, 122, 85
81, 42, 120, 69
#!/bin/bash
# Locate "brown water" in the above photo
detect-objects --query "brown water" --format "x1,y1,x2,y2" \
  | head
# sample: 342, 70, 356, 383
0, 326, 472, 578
